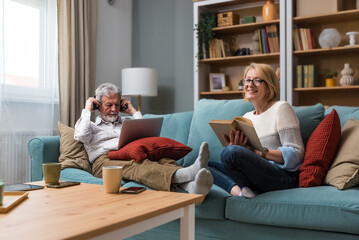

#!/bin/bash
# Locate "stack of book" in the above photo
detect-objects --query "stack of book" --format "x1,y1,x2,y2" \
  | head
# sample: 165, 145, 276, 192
208, 39, 230, 58
293, 28, 315, 51
296, 64, 318, 88
257, 24, 280, 54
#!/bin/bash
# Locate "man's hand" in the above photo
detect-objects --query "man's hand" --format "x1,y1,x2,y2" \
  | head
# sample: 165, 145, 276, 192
120, 98, 137, 116
85, 97, 100, 112
222, 130, 248, 146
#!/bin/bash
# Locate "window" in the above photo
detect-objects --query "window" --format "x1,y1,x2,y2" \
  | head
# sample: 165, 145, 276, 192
1, 0, 58, 102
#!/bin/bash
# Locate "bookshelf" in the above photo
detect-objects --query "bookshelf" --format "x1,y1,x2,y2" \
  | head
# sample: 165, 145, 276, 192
193, 0, 359, 107
193, 0, 284, 104
287, 1, 359, 106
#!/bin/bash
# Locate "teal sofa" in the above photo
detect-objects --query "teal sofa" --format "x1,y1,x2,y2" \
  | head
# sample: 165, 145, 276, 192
29, 99, 359, 240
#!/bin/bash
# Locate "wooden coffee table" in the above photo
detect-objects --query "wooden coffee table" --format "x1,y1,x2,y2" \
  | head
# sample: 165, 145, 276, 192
0, 181, 204, 240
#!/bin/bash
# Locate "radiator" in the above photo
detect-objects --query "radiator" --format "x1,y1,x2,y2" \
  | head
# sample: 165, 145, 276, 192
0, 131, 52, 184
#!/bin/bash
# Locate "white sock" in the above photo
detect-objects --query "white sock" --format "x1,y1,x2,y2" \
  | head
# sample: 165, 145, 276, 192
180, 168, 213, 198
239, 187, 257, 199
173, 142, 210, 183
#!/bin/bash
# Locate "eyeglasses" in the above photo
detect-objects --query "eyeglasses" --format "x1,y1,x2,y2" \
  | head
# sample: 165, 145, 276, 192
242, 78, 265, 87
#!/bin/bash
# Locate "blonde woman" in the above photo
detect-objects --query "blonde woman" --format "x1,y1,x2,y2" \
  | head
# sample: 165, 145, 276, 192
209, 63, 304, 198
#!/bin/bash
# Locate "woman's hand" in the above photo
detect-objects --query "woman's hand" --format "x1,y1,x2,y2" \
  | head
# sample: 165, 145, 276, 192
222, 130, 248, 146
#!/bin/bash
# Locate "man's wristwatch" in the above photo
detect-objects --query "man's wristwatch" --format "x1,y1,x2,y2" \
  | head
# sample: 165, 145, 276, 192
262, 147, 269, 159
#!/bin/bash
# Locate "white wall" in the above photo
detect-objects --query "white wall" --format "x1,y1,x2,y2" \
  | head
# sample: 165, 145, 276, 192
96, 0, 132, 89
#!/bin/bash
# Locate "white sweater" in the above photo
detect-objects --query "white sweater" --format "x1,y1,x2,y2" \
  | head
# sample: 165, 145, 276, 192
244, 101, 305, 171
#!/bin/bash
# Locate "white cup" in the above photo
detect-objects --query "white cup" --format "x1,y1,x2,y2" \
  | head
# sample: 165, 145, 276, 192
103, 166, 123, 193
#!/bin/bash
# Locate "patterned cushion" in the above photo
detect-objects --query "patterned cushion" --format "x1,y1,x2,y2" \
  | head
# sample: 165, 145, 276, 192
299, 109, 341, 187
108, 137, 192, 162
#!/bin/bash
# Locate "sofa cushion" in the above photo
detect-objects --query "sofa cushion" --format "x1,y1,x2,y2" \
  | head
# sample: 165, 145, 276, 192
178, 184, 230, 220
324, 118, 359, 190
325, 105, 359, 127
293, 103, 325, 145
183, 99, 254, 167
57, 122, 91, 173
144, 111, 193, 145
225, 186, 359, 234
144, 111, 193, 166
60, 168, 104, 185
107, 137, 192, 162
299, 109, 341, 187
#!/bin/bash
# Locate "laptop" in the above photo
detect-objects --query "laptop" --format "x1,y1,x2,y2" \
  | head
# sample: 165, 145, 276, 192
118, 117, 164, 148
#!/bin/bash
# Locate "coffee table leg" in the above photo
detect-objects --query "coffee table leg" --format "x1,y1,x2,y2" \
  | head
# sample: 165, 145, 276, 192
180, 204, 195, 240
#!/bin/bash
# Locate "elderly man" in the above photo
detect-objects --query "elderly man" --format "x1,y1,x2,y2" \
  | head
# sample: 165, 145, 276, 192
74, 83, 213, 196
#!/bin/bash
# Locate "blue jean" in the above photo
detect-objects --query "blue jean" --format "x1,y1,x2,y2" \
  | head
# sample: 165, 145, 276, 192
209, 145, 299, 194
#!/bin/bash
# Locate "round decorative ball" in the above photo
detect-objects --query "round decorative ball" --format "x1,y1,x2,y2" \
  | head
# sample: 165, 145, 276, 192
318, 28, 341, 48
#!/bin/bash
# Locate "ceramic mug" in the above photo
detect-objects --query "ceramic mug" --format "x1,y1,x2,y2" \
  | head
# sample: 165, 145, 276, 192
43, 163, 61, 185
103, 166, 123, 193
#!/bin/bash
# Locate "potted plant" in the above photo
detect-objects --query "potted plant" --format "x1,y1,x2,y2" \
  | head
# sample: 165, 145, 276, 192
325, 70, 338, 87
194, 10, 217, 66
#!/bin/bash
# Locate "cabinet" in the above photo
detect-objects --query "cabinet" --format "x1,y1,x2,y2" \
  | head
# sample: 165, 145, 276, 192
193, 0, 285, 105
287, 1, 359, 106
194, 0, 359, 107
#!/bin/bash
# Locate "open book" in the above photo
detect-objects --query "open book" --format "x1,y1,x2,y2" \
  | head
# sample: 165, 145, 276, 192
209, 116, 265, 153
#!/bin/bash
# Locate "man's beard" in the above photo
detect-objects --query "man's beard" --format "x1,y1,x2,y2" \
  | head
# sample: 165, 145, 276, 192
102, 114, 119, 123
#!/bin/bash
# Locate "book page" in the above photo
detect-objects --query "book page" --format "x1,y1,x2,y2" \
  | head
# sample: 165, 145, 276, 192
233, 117, 264, 152
209, 120, 237, 147
209, 117, 264, 153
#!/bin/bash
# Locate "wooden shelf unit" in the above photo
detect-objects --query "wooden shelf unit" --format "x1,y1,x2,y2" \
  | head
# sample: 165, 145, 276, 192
194, 1, 359, 107
194, 0, 282, 103
290, 3, 359, 106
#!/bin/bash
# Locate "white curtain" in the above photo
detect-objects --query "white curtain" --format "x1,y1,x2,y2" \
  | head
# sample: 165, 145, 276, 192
0, 0, 59, 184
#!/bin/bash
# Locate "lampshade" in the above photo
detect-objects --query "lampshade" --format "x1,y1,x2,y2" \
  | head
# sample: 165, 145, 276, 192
121, 68, 158, 97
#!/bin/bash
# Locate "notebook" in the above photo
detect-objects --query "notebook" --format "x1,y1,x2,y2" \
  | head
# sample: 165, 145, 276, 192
118, 117, 164, 148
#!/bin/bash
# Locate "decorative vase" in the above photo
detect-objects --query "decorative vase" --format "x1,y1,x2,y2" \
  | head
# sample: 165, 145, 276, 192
318, 28, 341, 49
262, 0, 277, 22
346, 31, 359, 46
340, 63, 355, 86
325, 78, 336, 87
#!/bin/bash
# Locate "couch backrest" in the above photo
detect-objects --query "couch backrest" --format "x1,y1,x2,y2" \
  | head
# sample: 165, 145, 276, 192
325, 105, 359, 128
183, 100, 325, 167
183, 99, 255, 167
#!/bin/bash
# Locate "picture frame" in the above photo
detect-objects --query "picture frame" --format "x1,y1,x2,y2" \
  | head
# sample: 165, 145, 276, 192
209, 73, 226, 91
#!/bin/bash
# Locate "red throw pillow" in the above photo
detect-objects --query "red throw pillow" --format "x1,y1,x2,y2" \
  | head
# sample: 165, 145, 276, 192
108, 137, 192, 163
299, 109, 341, 187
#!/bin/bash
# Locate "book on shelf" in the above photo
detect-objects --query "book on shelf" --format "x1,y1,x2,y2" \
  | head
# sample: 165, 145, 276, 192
266, 25, 275, 53
300, 28, 308, 50
263, 27, 271, 53
306, 28, 315, 49
308, 64, 318, 87
209, 39, 226, 58
297, 29, 304, 50
261, 28, 267, 53
271, 24, 279, 52
293, 29, 300, 51
209, 117, 265, 153
296, 65, 303, 88
258, 29, 263, 54
303, 65, 309, 88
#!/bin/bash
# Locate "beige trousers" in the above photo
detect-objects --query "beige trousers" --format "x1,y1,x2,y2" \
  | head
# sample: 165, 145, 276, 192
92, 153, 181, 191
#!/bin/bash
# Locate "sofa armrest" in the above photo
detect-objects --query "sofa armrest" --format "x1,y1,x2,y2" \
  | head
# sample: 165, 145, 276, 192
29, 136, 60, 181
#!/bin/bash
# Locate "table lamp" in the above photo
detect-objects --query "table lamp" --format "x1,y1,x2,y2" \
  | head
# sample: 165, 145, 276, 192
121, 68, 158, 112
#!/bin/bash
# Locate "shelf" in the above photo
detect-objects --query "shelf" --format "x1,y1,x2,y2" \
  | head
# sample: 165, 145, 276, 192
293, 9, 359, 25
212, 19, 280, 35
201, 52, 279, 64
293, 45, 359, 56
294, 85, 359, 92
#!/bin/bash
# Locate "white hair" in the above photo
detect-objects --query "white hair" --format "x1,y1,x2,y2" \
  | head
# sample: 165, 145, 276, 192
95, 83, 121, 102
